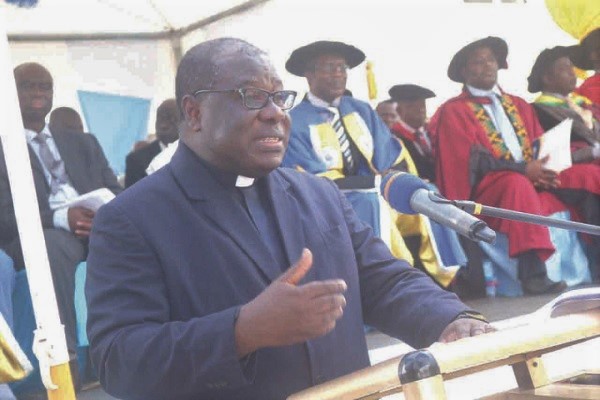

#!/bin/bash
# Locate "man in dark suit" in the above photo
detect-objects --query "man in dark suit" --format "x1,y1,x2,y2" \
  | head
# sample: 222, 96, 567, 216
388, 84, 437, 182
0, 62, 122, 390
124, 98, 179, 187
86, 38, 492, 400
48, 106, 84, 134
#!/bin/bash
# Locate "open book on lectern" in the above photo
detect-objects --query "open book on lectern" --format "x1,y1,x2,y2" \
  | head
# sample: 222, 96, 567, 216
493, 286, 600, 330
537, 287, 600, 319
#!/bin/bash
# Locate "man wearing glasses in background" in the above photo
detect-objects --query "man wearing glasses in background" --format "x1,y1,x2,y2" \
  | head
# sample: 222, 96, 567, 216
86, 38, 490, 400
282, 41, 462, 289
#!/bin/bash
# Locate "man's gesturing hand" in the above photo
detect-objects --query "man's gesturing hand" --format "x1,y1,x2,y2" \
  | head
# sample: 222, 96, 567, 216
235, 248, 347, 358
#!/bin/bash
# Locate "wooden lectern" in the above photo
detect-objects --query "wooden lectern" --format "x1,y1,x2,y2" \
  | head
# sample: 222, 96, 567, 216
289, 302, 600, 400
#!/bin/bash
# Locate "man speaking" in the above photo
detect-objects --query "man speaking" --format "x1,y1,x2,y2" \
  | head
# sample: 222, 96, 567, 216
85, 38, 491, 400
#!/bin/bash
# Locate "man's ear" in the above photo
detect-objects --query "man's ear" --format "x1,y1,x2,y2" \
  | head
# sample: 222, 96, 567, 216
181, 95, 202, 131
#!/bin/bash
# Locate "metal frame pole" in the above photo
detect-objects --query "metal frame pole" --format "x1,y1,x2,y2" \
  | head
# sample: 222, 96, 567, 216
0, 10, 75, 400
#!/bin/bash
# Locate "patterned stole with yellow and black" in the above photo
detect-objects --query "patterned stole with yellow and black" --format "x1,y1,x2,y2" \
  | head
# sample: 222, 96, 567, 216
534, 93, 592, 109
469, 94, 534, 162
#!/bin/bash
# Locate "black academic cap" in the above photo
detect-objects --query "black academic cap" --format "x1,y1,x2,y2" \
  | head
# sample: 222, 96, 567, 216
527, 46, 575, 93
447, 36, 508, 83
388, 84, 436, 101
570, 28, 600, 71
285, 41, 365, 77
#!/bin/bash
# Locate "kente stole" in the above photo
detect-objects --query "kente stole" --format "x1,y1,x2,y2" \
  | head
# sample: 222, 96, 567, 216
469, 94, 533, 162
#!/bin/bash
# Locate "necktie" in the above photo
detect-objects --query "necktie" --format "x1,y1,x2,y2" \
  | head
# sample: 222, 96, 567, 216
487, 95, 523, 162
33, 132, 68, 194
328, 107, 355, 173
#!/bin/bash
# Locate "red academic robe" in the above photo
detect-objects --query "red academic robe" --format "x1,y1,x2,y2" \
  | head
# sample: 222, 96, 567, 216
430, 89, 600, 260
576, 73, 600, 106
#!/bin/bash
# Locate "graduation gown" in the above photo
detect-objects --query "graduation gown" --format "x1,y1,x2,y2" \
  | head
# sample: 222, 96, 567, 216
431, 89, 600, 260
576, 73, 600, 106
284, 96, 462, 287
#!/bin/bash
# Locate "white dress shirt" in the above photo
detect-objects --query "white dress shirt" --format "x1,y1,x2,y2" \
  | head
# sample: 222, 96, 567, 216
25, 124, 79, 231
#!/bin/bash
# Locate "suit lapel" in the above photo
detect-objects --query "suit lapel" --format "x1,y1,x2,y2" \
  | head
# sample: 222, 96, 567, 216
26, 144, 49, 192
52, 130, 84, 190
170, 143, 282, 283
268, 172, 306, 270
27, 144, 44, 176
205, 194, 282, 282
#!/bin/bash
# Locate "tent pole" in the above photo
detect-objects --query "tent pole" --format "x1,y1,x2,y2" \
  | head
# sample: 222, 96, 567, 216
178, 0, 272, 36
170, 34, 183, 68
0, 10, 75, 400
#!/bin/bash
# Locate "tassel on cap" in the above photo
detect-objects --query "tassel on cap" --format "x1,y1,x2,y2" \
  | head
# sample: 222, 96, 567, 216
366, 61, 377, 101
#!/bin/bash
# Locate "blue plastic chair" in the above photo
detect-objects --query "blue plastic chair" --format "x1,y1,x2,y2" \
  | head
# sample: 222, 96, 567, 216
479, 210, 591, 297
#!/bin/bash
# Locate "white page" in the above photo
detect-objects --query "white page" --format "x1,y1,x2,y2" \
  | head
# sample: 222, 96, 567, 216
537, 118, 573, 172
56, 188, 115, 212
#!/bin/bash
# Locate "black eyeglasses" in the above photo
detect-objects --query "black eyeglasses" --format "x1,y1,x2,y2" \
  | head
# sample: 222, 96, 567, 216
193, 87, 297, 110
314, 63, 349, 74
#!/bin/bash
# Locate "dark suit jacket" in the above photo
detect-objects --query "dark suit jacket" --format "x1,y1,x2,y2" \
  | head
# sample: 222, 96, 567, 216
86, 143, 468, 400
124, 140, 162, 188
401, 138, 436, 182
0, 130, 122, 262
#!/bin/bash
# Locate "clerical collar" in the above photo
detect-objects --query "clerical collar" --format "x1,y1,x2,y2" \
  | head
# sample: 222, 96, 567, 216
307, 92, 341, 108
235, 176, 255, 187
466, 84, 502, 98
195, 155, 255, 189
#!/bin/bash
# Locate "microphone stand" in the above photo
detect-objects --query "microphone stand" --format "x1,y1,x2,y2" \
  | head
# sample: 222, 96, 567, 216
427, 192, 600, 236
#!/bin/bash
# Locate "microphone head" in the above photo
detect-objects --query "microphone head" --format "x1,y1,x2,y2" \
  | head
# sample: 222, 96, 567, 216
471, 222, 497, 244
380, 172, 429, 214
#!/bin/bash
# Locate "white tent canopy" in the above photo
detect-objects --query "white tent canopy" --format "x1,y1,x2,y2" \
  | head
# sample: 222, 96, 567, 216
3, 0, 272, 134
3, 0, 579, 136
3, 0, 263, 38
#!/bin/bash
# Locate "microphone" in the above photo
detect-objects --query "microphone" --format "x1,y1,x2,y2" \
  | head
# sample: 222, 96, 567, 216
380, 172, 496, 243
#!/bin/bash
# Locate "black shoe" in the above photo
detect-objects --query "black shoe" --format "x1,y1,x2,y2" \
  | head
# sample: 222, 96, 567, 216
522, 276, 567, 295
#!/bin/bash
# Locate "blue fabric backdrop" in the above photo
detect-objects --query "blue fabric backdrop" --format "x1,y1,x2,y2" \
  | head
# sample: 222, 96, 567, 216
78, 91, 151, 176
